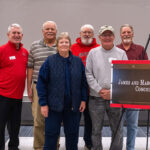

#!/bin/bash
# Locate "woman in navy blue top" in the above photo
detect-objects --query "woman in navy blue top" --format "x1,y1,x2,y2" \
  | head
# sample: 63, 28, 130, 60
37, 32, 88, 150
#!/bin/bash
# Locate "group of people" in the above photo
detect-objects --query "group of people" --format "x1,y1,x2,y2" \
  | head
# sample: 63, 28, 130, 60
0, 21, 148, 150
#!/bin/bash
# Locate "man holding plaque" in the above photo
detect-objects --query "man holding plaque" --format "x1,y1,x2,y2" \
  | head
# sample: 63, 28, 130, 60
86, 25, 128, 150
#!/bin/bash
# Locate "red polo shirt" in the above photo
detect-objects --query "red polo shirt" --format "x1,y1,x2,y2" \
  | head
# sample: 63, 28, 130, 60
0, 41, 28, 99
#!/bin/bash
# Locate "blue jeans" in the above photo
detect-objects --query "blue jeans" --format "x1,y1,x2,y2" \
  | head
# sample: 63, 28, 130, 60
44, 109, 80, 150
123, 109, 139, 150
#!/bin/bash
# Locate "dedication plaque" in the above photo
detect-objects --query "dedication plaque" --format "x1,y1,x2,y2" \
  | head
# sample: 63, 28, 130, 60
111, 60, 150, 106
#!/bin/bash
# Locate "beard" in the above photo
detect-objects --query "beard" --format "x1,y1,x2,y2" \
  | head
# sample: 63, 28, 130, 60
122, 36, 132, 44
81, 37, 93, 45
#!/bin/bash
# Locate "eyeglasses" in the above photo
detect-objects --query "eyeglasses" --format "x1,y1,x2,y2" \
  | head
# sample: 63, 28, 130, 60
82, 31, 93, 34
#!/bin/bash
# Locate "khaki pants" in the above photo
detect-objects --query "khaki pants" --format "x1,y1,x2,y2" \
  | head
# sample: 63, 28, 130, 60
32, 83, 45, 150
32, 83, 60, 150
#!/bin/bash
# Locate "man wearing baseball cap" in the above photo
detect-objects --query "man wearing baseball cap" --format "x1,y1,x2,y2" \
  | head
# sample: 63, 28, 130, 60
86, 25, 128, 150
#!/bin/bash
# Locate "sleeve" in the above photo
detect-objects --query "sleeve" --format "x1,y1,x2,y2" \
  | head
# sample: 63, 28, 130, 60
27, 44, 34, 68
144, 52, 149, 60
85, 51, 102, 93
0, 47, 4, 68
141, 46, 148, 60
0, 49, 2, 67
36, 58, 50, 106
81, 61, 88, 101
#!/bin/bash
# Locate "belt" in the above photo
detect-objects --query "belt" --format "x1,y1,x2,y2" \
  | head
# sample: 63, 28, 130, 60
90, 95, 102, 100
34, 81, 37, 84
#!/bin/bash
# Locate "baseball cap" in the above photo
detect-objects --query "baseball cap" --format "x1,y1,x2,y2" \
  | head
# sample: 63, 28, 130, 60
99, 25, 114, 35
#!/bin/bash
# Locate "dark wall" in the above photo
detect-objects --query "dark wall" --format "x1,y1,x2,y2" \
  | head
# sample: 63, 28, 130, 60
22, 97, 150, 126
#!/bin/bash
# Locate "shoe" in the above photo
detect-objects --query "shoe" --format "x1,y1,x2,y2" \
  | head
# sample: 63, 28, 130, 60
84, 145, 92, 150
57, 144, 60, 150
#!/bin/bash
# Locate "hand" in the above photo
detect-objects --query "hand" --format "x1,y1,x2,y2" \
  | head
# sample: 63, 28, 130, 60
27, 87, 33, 102
99, 89, 110, 100
79, 101, 86, 112
41, 105, 49, 118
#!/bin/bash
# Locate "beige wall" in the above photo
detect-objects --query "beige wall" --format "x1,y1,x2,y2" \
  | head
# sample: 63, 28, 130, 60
0, 0, 150, 95
0, 0, 150, 50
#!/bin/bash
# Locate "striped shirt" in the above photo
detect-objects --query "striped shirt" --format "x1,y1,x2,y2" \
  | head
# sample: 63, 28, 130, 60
27, 39, 57, 82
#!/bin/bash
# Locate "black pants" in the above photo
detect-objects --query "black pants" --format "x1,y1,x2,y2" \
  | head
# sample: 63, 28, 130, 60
83, 98, 92, 147
0, 95, 22, 150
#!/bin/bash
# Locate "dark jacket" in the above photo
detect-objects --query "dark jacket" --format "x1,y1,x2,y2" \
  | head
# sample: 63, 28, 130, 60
36, 52, 88, 112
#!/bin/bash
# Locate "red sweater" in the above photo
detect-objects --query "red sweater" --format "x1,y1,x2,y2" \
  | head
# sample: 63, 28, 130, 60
0, 41, 28, 99
71, 38, 99, 66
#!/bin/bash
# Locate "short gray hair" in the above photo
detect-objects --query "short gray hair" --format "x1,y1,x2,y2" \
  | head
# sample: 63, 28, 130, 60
56, 32, 71, 48
80, 24, 94, 32
42, 21, 57, 30
120, 24, 134, 33
8, 23, 23, 33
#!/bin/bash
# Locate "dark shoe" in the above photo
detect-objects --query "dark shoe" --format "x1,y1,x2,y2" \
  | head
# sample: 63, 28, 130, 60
8, 148, 19, 150
84, 145, 92, 150
57, 144, 60, 150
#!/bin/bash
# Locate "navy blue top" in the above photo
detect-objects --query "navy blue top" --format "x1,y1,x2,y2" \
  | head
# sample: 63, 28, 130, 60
64, 56, 71, 109
36, 52, 88, 112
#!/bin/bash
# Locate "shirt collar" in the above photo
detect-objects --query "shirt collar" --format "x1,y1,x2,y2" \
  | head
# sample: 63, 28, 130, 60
39, 39, 56, 48
8, 41, 23, 51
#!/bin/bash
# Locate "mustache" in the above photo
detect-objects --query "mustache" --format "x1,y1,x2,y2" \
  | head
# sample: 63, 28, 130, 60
123, 36, 131, 39
81, 37, 93, 45
47, 32, 54, 35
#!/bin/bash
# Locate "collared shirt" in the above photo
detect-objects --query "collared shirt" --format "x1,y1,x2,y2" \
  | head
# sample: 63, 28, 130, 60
0, 41, 28, 99
117, 43, 148, 60
27, 39, 56, 82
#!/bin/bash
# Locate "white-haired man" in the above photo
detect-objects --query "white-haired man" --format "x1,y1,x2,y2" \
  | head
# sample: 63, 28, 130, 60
27, 21, 57, 150
71, 24, 99, 150
117, 24, 148, 150
86, 25, 128, 150
0, 23, 28, 150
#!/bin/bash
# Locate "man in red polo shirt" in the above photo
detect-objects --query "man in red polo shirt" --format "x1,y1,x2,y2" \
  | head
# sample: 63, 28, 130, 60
117, 24, 148, 150
0, 23, 28, 150
71, 24, 99, 150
